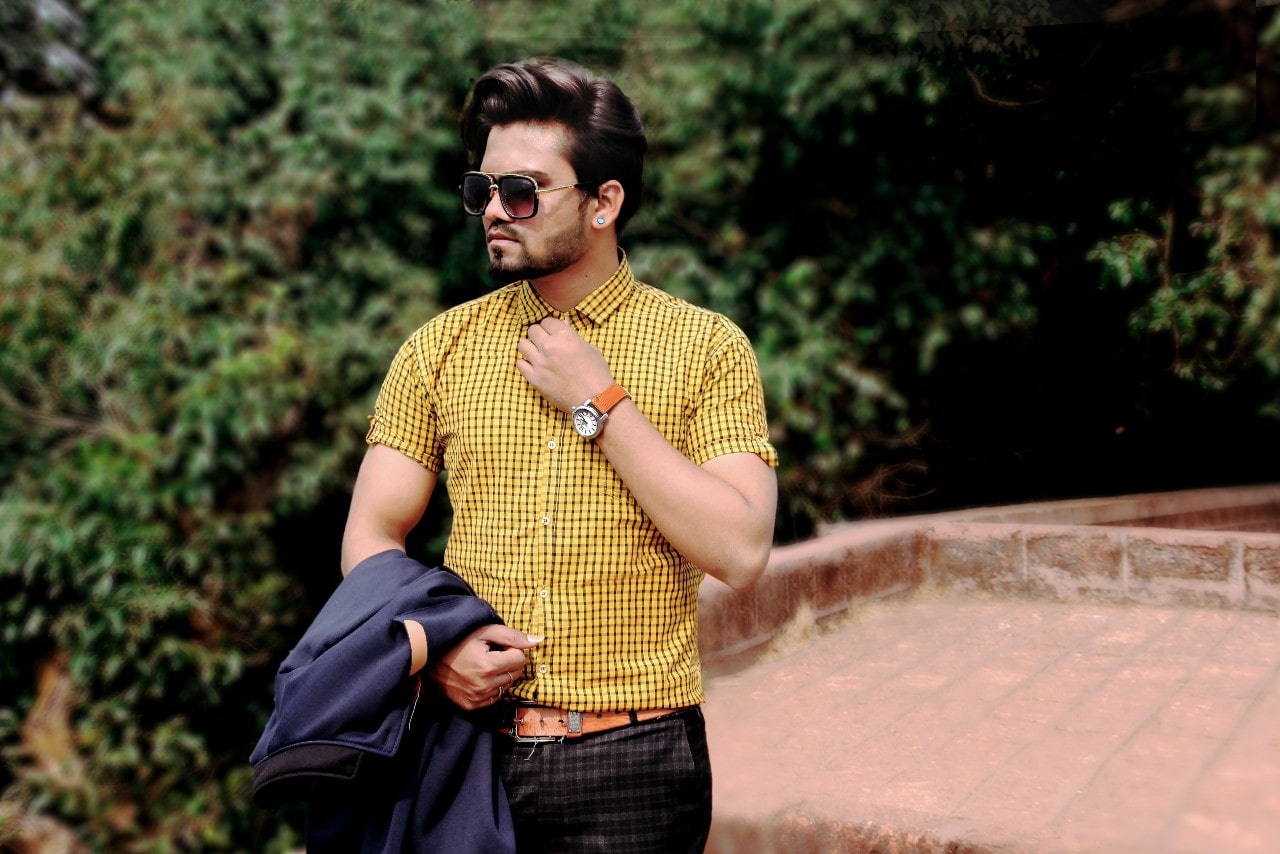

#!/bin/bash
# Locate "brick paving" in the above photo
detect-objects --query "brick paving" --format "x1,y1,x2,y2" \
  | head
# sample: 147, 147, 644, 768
703, 594, 1280, 853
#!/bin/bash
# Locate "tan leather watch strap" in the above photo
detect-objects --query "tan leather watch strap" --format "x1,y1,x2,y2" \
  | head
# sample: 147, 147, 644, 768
592, 384, 631, 414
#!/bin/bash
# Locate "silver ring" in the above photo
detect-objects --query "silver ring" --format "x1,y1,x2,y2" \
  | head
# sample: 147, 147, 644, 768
505, 671, 514, 687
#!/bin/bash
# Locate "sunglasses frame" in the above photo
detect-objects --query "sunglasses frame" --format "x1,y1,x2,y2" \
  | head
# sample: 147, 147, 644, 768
461, 171, 595, 219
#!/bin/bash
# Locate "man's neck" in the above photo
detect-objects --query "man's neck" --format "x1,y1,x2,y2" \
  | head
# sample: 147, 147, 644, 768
530, 243, 620, 313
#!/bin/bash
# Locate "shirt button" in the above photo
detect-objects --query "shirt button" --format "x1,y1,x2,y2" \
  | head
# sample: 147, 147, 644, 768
537, 664, 548, 674
538, 588, 549, 599
540, 516, 550, 526
548, 440, 557, 450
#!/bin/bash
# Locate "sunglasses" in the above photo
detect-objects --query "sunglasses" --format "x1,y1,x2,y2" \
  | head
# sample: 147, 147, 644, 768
460, 171, 595, 219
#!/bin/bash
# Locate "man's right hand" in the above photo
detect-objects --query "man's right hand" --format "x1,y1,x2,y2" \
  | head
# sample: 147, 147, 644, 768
425, 623, 542, 710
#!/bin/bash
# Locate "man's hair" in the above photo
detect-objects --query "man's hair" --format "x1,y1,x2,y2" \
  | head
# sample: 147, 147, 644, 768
459, 57, 647, 232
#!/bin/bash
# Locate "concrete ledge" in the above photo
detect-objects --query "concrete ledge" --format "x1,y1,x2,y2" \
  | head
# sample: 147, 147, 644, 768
925, 522, 1280, 611
935, 484, 1280, 532
699, 485, 1280, 667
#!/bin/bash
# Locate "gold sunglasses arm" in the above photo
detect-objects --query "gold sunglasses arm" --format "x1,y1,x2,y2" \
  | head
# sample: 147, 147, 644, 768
534, 183, 583, 196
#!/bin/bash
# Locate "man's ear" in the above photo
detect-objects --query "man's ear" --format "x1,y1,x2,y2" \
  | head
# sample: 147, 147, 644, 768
592, 179, 624, 228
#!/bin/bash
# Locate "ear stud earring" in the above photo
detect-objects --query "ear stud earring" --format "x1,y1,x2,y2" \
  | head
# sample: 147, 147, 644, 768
597, 217, 606, 225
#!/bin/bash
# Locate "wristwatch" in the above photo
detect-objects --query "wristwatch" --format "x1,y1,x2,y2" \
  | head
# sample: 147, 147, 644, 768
571, 384, 631, 439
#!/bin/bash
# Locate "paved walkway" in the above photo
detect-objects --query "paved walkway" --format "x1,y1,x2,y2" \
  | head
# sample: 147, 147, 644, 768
703, 594, 1280, 853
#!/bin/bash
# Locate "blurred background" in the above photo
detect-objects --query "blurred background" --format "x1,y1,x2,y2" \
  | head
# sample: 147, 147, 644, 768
1, 0, 1275, 849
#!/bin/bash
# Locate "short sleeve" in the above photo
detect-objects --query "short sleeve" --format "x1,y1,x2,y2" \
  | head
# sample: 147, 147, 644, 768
365, 332, 445, 472
685, 322, 778, 469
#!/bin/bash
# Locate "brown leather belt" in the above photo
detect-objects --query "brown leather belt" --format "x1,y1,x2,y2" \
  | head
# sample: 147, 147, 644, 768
503, 704, 680, 742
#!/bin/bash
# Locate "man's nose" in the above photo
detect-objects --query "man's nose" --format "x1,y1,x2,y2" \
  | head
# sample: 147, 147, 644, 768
484, 183, 509, 221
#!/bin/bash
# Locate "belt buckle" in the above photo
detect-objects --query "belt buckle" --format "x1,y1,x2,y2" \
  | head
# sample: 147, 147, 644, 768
507, 706, 578, 744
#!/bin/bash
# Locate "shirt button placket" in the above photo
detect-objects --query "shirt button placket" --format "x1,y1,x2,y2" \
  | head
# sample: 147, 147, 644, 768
531, 430, 556, 687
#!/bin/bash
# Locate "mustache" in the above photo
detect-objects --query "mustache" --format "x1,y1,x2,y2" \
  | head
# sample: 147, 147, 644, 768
487, 225, 519, 241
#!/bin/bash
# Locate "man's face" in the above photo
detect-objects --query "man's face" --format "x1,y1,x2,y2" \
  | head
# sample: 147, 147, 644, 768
478, 122, 589, 285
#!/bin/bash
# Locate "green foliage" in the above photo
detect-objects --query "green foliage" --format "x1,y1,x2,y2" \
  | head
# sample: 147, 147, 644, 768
0, 0, 1274, 849
627, 0, 1056, 521
1089, 8, 1279, 413
625, 0, 1275, 525
1, 0, 486, 848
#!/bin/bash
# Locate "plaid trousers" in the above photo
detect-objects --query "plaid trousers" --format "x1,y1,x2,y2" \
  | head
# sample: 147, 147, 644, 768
495, 707, 712, 853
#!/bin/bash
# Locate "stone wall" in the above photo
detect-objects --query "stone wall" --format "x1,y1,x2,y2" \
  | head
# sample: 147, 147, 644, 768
699, 485, 1280, 669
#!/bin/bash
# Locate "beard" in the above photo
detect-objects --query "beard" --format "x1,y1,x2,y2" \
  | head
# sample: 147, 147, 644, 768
487, 216, 589, 285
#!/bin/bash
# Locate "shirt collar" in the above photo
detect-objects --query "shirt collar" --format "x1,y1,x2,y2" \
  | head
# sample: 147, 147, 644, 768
515, 250, 634, 326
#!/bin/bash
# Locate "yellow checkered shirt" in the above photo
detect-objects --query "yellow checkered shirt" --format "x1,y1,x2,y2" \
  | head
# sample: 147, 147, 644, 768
366, 255, 777, 711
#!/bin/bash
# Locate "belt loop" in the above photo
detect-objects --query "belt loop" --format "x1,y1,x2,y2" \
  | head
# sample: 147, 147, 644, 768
628, 710, 639, 725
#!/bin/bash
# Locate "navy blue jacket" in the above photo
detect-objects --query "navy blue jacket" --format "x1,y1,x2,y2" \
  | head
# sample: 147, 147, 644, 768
250, 549, 515, 853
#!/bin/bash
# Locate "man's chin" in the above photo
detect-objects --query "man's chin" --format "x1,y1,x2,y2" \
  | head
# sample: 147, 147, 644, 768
488, 262, 529, 285
488, 258, 555, 285
487, 247, 527, 284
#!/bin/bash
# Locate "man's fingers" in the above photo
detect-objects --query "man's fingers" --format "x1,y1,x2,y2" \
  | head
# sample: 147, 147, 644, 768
530, 317, 576, 343
478, 624, 544, 650
527, 321, 551, 344
534, 316, 568, 332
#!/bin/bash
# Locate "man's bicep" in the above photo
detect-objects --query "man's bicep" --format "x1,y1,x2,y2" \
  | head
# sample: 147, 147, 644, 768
341, 444, 439, 574
701, 452, 778, 524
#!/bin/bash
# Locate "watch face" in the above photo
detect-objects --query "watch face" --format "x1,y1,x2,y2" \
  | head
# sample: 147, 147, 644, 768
574, 407, 600, 437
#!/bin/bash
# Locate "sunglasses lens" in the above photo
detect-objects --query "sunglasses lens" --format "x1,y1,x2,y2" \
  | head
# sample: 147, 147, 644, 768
497, 176, 538, 219
461, 174, 491, 215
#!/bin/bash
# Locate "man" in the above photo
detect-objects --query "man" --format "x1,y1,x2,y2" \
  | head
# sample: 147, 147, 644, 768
341, 56, 778, 852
